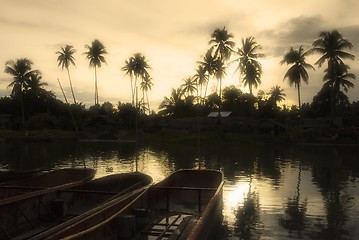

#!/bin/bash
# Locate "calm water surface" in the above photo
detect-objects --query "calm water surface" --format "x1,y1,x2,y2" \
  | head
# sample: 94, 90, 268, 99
1, 141, 359, 240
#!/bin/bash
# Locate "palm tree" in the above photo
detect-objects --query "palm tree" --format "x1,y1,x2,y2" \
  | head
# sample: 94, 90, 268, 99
158, 88, 184, 116
232, 37, 263, 95
84, 39, 107, 105
26, 72, 48, 98
122, 57, 136, 105
209, 26, 235, 61
5, 58, 39, 130
242, 61, 262, 95
213, 58, 227, 103
281, 46, 314, 110
311, 30, 354, 70
181, 76, 197, 98
198, 48, 217, 103
311, 30, 355, 115
140, 74, 154, 114
56, 45, 77, 104
268, 85, 286, 107
193, 65, 208, 104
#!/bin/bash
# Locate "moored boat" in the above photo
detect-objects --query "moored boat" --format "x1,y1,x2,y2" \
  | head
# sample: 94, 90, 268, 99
0, 168, 96, 201
33, 169, 224, 240
0, 172, 153, 240
0, 169, 39, 183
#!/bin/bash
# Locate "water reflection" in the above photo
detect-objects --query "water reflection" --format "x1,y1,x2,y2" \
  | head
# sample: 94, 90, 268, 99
1, 142, 359, 239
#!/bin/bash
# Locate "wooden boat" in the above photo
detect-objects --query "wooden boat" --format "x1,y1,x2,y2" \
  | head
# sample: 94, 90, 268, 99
0, 172, 153, 240
32, 169, 224, 240
0, 170, 39, 183
0, 168, 96, 201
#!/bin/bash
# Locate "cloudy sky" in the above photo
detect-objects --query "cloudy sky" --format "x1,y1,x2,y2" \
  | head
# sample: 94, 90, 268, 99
1, 0, 359, 110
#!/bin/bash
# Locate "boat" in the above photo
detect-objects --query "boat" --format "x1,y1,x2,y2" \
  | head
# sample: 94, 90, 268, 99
0, 172, 153, 240
31, 169, 224, 240
0, 168, 96, 201
0, 169, 39, 183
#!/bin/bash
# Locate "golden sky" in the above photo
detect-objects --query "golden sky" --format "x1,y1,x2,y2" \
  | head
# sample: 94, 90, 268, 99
1, 0, 359, 109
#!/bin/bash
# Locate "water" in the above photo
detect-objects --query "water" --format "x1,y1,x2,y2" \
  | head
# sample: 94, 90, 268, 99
1, 141, 359, 240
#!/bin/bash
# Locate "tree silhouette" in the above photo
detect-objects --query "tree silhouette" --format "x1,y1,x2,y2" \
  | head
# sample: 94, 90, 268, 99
140, 74, 153, 114
181, 76, 197, 98
311, 30, 355, 115
209, 26, 235, 61
56, 45, 77, 104
281, 46, 314, 111
84, 39, 107, 106
193, 65, 208, 104
122, 57, 136, 105
198, 48, 217, 104
5, 58, 39, 130
232, 37, 264, 95
268, 85, 286, 107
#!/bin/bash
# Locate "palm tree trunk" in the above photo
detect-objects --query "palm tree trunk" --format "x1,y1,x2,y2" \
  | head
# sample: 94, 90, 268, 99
131, 76, 134, 106
203, 73, 211, 105
67, 67, 77, 104
146, 90, 150, 114
297, 84, 301, 111
94, 66, 98, 105
20, 92, 26, 131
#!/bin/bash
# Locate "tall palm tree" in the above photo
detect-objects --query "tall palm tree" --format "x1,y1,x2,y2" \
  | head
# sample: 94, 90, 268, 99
122, 57, 136, 105
213, 58, 227, 103
193, 65, 208, 103
84, 39, 107, 105
311, 30, 355, 115
209, 26, 235, 61
281, 46, 314, 110
311, 30, 354, 70
268, 85, 286, 107
242, 61, 262, 96
5, 58, 39, 130
56, 45, 77, 104
181, 76, 197, 98
131, 53, 151, 108
198, 49, 217, 103
232, 37, 264, 94
158, 88, 184, 116
140, 74, 153, 114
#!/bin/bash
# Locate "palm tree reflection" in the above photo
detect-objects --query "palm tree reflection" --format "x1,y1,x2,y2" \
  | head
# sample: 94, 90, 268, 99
235, 176, 262, 239
280, 161, 308, 238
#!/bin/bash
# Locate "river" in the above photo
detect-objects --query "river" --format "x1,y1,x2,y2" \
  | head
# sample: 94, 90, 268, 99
1, 141, 359, 240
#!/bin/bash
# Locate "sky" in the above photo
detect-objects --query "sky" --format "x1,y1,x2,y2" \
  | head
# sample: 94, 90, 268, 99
1, 0, 359, 111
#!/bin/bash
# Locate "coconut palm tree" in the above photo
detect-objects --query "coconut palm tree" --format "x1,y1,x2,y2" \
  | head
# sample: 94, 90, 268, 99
281, 46, 314, 110
122, 57, 136, 105
209, 26, 235, 61
26, 72, 48, 98
232, 37, 264, 94
158, 88, 184, 116
56, 45, 77, 104
242, 61, 262, 96
84, 39, 107, 105
140, 74, 154, 114
181, 76, 197, 98
198, 48, 217, 103
5, 58, 39, 130
213, 58, 227, 103
311, 31, 355, 115
131, 53, 151, 108
268, 85, 286, 107
311, 30, 354, 70
193, 65, 208, 103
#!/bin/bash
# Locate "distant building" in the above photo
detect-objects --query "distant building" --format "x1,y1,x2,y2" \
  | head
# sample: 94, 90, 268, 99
207, 111, 232, 118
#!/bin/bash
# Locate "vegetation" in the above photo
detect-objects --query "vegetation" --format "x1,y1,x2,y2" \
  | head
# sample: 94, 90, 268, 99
1, 28, 358, 143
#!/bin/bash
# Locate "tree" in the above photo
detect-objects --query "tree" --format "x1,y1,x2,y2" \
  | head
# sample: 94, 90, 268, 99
213, 58, 227, 107
209, 26, 235, 61
56, 45, 77, 104
311, 30, 355, 115
158, 88, 185, 117
122, 57, 136, 105
5, 58, 39, 130
26, 72, 48, 99
281, 46, 314, 111
193, 65, 208, 104
126, 53, 151, 108
84, 39, 107, 105
140, 74, 154, 114
268, 85, 286, 107
181, 76, 197, 98
198, 49, 217, 103
232, 37, 263, 95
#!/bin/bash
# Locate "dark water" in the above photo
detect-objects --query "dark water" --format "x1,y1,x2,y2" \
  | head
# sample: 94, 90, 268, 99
1, 141, 359, 240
